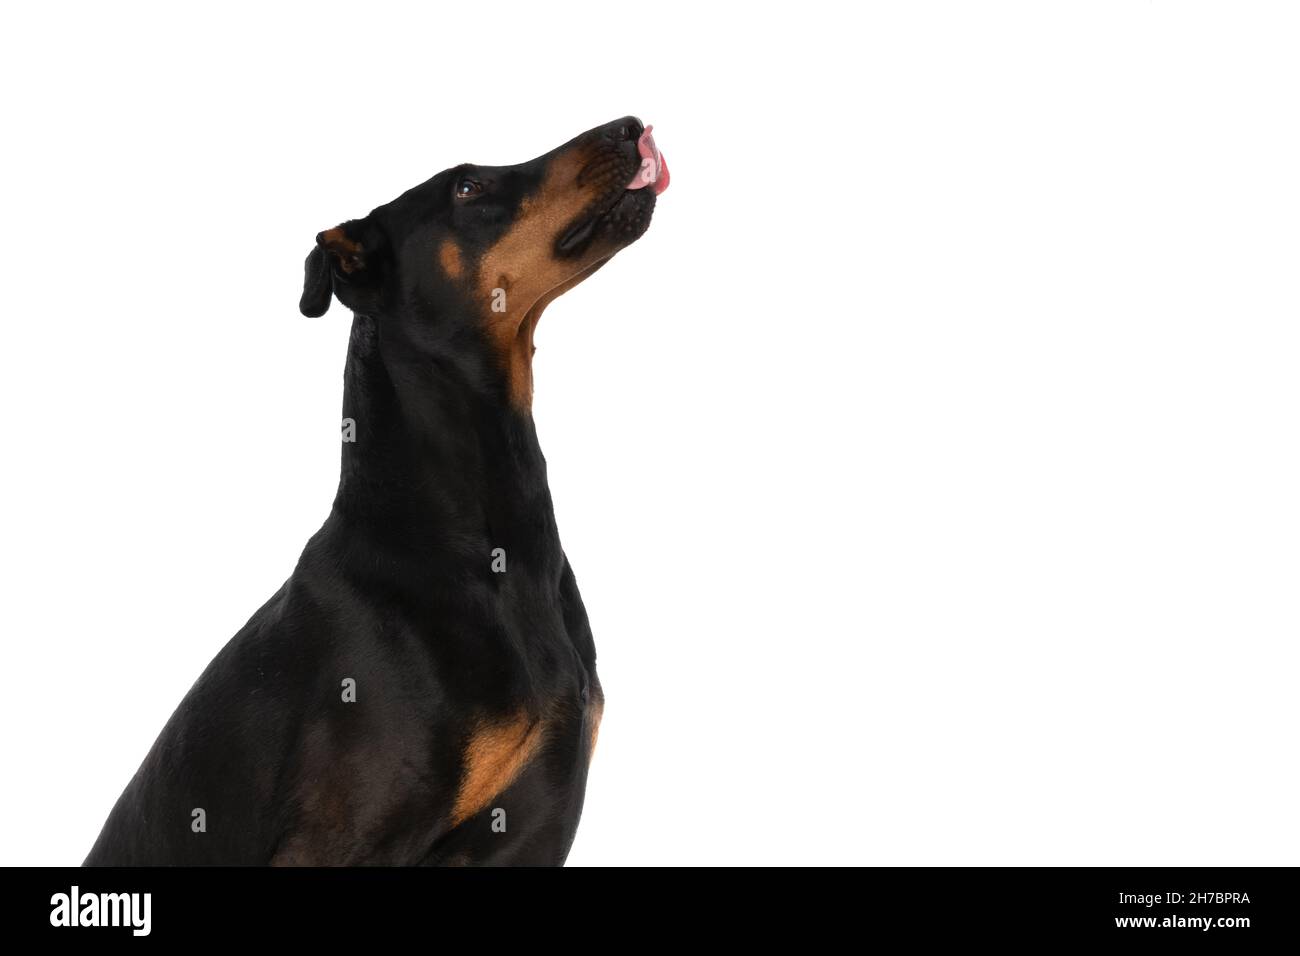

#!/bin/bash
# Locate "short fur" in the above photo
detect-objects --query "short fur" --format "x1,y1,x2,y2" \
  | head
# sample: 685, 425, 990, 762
84, 117, 659, 866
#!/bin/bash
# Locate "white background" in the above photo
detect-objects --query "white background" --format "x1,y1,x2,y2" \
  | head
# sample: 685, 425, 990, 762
1, 1, 1297, 866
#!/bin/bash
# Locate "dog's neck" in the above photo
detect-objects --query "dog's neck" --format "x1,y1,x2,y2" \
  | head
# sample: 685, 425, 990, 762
314, 314, 563, 592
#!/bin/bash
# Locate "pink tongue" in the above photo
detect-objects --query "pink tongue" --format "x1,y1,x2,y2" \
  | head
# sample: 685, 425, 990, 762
627, 124, 670, 195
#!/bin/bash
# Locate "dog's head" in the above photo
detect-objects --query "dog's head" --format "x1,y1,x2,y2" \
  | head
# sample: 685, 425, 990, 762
299, 116, 668, 409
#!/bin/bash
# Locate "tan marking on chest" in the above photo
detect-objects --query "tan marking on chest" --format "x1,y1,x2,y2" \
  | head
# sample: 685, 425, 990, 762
451, 712, 546, 826
588, 696, 605, 765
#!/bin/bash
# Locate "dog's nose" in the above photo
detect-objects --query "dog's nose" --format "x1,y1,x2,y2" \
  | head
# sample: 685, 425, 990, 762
601, 116, 644, 143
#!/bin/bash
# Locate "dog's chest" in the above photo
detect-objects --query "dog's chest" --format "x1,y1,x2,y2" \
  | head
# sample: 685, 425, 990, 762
422, 680, 602, 865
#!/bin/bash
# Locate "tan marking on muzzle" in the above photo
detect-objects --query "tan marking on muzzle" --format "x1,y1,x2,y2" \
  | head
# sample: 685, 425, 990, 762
474, 150, 608, 410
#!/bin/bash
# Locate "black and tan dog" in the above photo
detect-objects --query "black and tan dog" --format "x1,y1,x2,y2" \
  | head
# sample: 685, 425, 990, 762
84, 116, 669, 866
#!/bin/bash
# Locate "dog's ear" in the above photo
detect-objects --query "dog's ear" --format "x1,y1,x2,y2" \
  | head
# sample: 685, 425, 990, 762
299, 221, 375, 317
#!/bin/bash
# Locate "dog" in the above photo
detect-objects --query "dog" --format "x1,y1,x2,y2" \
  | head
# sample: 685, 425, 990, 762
84, 116, 669, 866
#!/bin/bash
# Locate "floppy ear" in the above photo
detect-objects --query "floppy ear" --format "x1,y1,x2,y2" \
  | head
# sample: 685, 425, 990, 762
299, 223, 369, 317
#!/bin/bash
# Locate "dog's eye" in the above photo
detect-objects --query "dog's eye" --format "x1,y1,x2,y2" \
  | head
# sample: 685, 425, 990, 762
455, 178, 483, 199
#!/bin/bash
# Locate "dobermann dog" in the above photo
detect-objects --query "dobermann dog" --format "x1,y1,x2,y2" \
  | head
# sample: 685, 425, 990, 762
84, 116, 669, 866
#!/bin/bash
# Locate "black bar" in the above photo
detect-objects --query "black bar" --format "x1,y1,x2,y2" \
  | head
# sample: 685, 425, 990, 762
5, 866, 1294, 944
